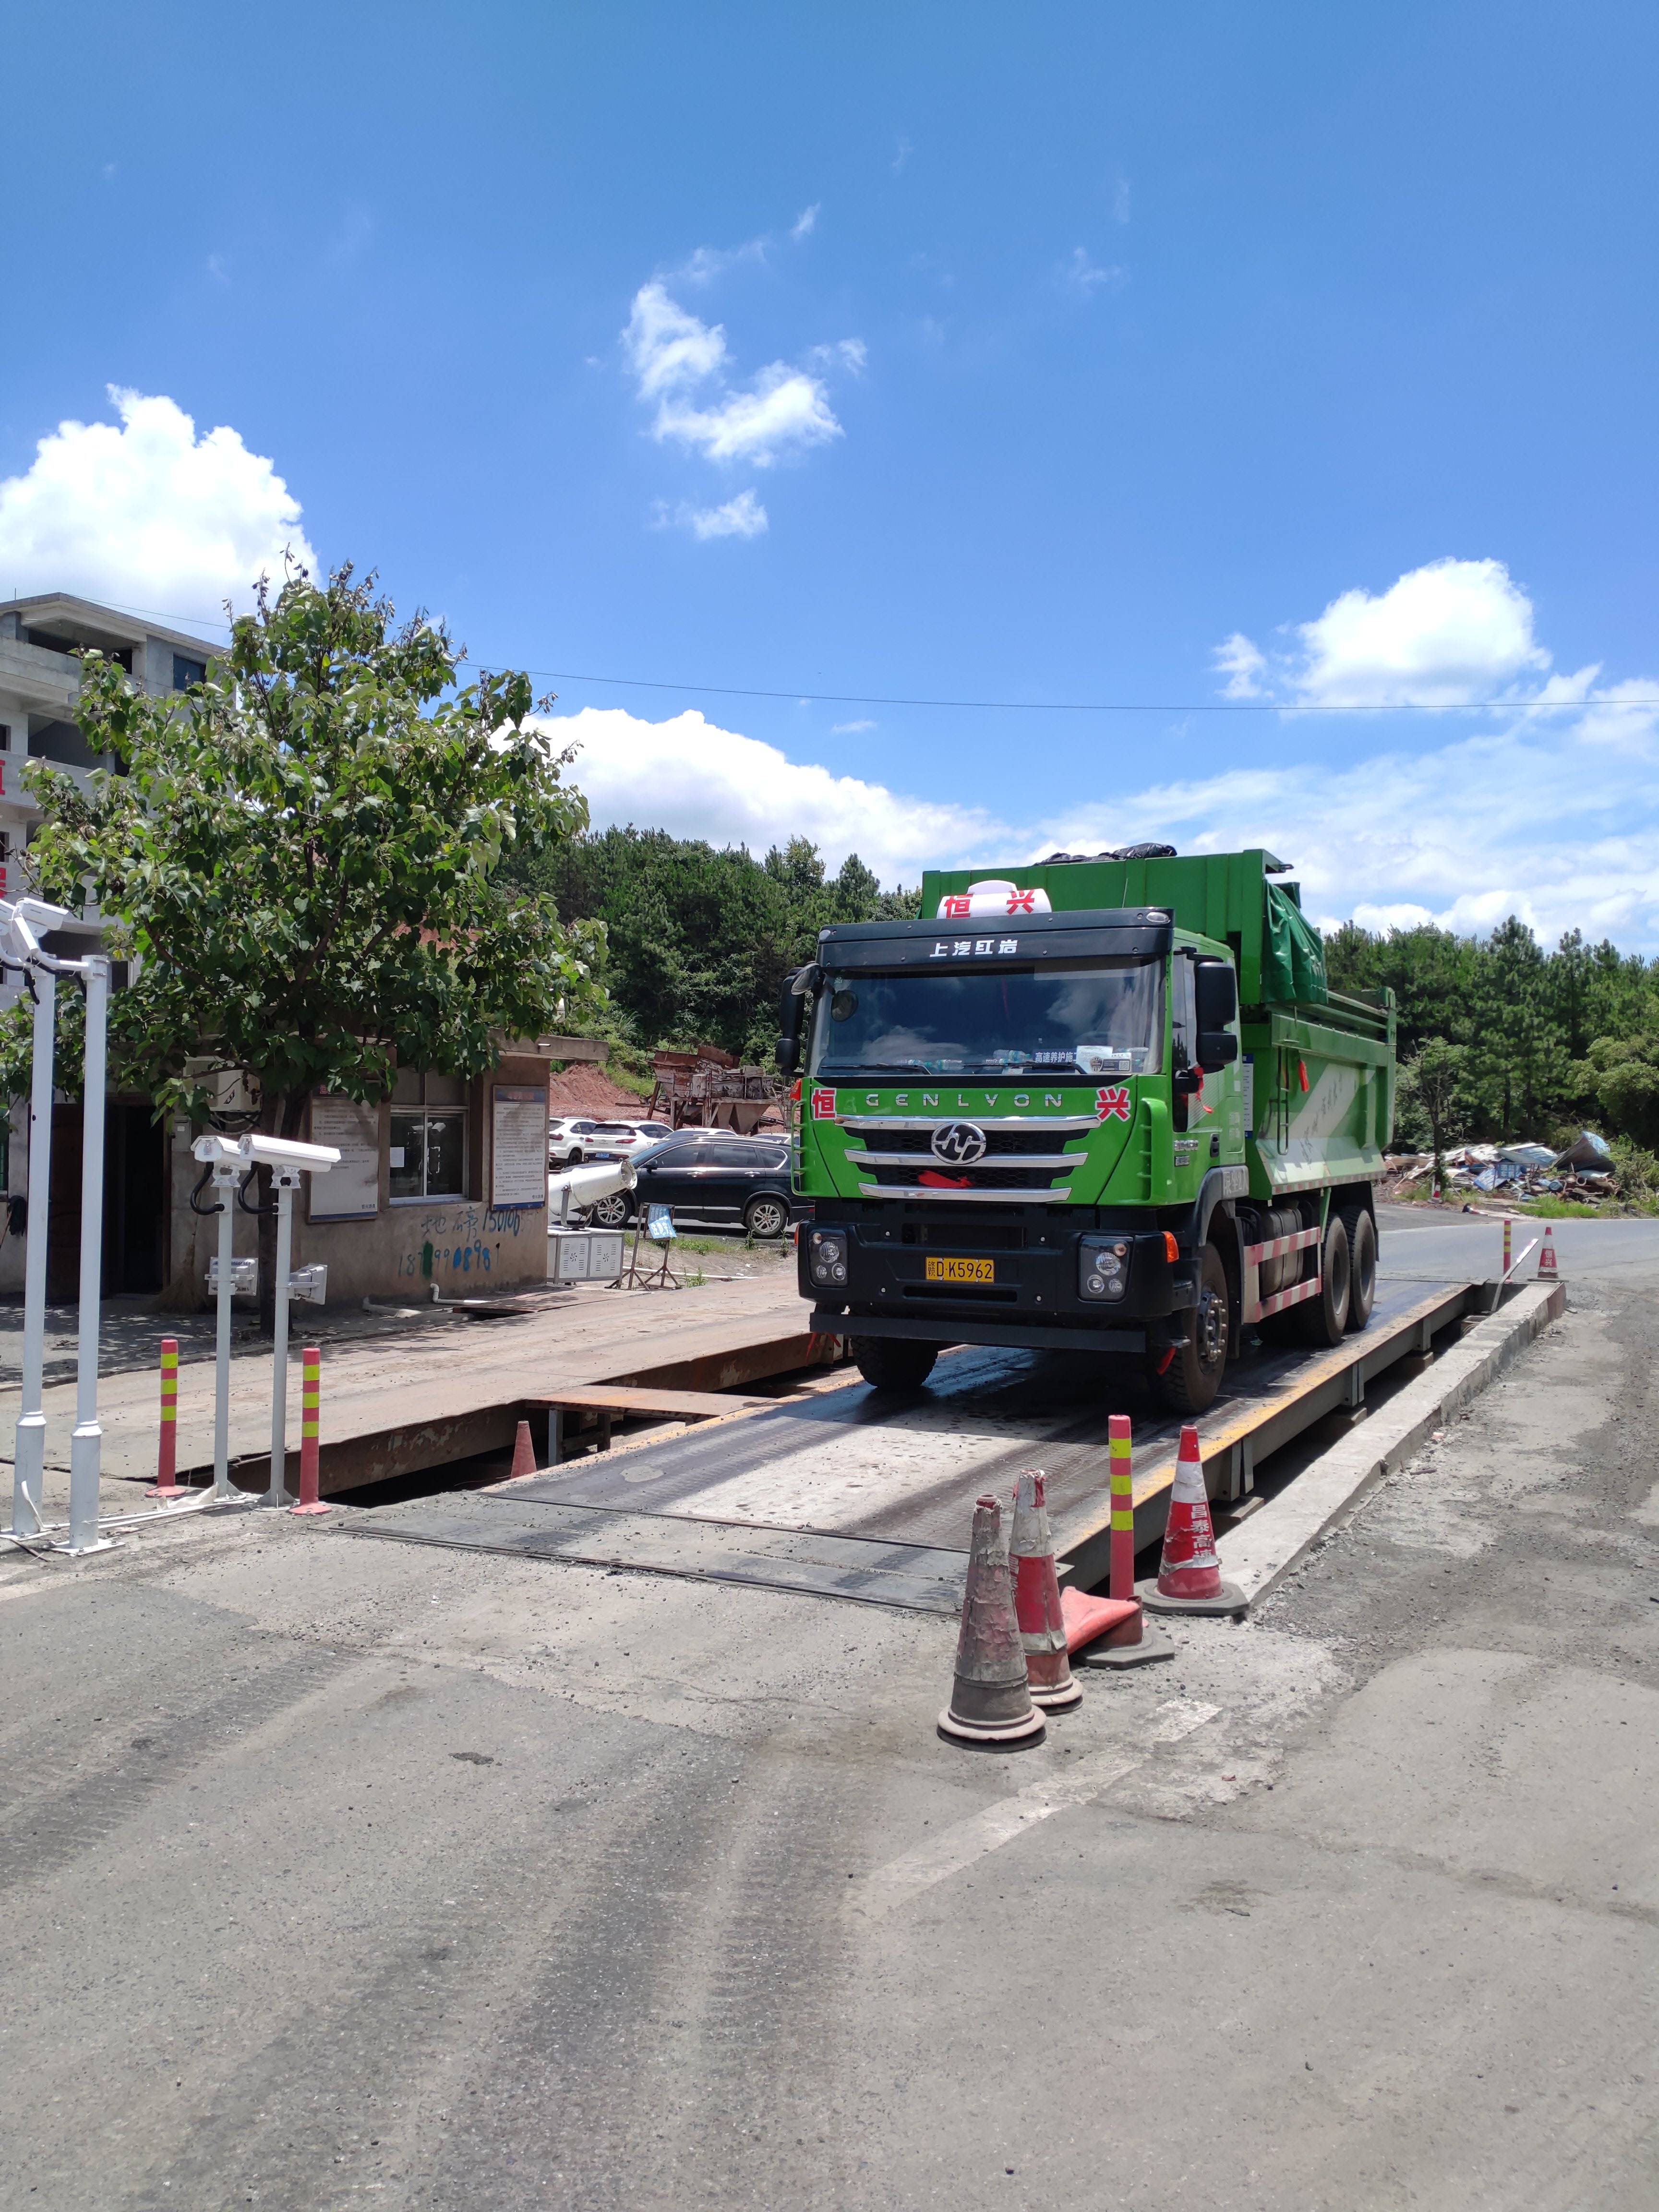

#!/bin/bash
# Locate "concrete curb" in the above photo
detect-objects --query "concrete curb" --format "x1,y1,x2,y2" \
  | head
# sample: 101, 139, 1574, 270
1218, 1280, 1567, 1607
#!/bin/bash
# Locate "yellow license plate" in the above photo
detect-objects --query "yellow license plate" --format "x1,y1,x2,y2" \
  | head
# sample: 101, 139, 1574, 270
925, 1256, 995, 1283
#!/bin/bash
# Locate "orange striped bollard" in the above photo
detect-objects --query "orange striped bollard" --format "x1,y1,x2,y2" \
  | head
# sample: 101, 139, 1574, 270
290, 1346, 329, 1515
147, 1339, 185, 1497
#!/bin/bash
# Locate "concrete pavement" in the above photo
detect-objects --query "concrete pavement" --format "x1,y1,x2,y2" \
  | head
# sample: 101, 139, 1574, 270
0, 1214, 1654, 2207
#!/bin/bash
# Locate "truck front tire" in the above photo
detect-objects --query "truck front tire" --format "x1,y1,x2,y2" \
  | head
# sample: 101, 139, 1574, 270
1150, 1242, 1230, 1416
852, 1337, 941, 1392
1297, 1214, 1352, 1346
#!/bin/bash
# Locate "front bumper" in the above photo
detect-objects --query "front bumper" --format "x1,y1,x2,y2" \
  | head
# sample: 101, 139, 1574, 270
799, 1210, 1198, 1353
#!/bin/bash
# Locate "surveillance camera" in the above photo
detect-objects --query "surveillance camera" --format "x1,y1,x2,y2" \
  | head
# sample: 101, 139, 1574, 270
236, 1132, 342, 1171
191, 1132, 245, 1165
17, 896, 72, 932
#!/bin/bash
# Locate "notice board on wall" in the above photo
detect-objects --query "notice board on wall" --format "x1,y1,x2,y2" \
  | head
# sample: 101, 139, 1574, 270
307, 1095, 380, 1220
491, 1085, 547, 1209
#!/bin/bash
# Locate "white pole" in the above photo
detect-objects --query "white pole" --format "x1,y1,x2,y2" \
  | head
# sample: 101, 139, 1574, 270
265, 1173, 295, 1506
64, 955, 111, 1555
212, 1165, 237, 1499
10, 968, 56, 1538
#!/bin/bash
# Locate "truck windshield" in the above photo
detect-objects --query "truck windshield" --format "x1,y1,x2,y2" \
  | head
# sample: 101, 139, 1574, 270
809, 960, 1162, 1079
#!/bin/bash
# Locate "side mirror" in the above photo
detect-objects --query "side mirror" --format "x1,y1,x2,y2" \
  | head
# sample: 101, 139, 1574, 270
777, 969, 809, 1075
1198, 1031, 1239, 1069
1173, 1067, 1204, 1096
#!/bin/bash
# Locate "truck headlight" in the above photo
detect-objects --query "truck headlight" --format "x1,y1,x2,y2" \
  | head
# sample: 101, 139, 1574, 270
1079, 1239, 1129, 1300
809, 1228, 848, 1286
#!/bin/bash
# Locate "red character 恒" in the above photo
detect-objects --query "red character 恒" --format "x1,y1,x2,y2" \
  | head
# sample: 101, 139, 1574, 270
811, 1088, 837, 1119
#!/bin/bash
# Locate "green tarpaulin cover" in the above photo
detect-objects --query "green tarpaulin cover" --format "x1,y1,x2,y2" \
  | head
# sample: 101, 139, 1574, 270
1262, 880, 1328, 1004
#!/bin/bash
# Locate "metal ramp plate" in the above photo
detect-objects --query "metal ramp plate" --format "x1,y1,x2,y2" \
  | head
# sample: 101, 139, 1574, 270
349, 1494, 968, 1613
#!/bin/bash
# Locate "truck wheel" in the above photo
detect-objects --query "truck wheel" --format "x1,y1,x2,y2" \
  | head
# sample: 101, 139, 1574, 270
1338, 1204, 1376, 1332
1296, 1213, 1351, 1346
852, 1337, 940, 1391
1150, 1243, 1229, 1416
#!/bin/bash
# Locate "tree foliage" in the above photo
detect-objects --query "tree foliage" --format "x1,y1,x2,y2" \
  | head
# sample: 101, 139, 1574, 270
504, 825, 917, 1060
1328, 914, 1659, 1149
0, 566, 597, 1133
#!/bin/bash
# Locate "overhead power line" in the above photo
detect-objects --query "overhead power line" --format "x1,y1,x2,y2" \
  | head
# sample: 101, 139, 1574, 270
15, 591, 1654, 714
459, 661, 1659, 715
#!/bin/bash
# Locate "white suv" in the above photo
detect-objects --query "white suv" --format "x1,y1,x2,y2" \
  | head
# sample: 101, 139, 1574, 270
548, 1117, 600, 1167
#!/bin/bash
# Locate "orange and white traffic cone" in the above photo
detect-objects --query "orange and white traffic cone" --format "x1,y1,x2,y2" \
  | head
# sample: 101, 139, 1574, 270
1137, 1425, 1247, 1618
510, 1419, 537, 1478
939, 1495, 1046, 1746
1010, 1470, 1082, 1710
1538, 1222, 1559, 1280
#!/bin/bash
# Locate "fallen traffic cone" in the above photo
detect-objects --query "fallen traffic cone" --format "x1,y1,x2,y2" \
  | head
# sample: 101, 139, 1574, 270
510, 1419, 537, 1478
939, 1495, 1046, 1747
1010, 1470, 1082, 1710
1538, 1222, 1558, 1279
1137, 1425, 1247, 1619
1078, 1414, 1175, 1667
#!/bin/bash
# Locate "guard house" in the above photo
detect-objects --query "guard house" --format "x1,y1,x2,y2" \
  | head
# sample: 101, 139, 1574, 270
164, 1049, 557, 1304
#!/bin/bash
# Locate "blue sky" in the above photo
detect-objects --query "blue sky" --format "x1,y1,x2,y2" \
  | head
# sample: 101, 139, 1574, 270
3, 3, 1658, 944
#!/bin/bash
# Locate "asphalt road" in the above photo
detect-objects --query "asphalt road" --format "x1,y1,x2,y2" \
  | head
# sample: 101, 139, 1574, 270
0, 1214, 1654, 2209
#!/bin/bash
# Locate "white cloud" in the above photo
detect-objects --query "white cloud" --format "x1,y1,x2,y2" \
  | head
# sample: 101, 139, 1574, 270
655, 365, 842, 466
622, 279, 854, 468
624, 282, 729, 399
1112, 178, 1131, 225
654, 490, 769, 541
544, 706, 1006, 886
1213, 632, 1268, 699
831, 719, 876, 734
0, 386, 317, 616
791, 204, 819, 240
1063, 247, 1126, 295
1221, 557, 1554, 709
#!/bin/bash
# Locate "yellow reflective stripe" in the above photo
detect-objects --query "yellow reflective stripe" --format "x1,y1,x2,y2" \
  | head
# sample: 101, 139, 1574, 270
1110, 1511, 1133, 1530
1108, 1440, 1130, 1456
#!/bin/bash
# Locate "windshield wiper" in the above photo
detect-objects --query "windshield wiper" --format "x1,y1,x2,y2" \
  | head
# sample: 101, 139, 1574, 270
815, 1059, 936, 1075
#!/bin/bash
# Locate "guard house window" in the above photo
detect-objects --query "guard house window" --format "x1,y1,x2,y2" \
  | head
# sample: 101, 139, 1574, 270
389, 1070, 467, 1200
173, 654, 206, 691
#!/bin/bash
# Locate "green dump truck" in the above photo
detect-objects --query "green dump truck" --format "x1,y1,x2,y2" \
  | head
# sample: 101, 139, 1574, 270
778, 845, 1395, 1414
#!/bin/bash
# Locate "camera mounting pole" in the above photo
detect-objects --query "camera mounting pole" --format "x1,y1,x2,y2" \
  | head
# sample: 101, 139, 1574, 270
235, 1134, 339, 1506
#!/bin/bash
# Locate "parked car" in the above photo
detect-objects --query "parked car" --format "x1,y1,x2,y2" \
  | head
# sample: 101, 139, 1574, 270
548, 1116, 602, 1167
578, 1119, 672, 1165
589, 1130, 796, 1238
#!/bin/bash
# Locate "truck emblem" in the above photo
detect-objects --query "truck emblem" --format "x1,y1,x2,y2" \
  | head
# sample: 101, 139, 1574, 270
1095, 1085, 1131, 1121
931, 1121, 987, 1166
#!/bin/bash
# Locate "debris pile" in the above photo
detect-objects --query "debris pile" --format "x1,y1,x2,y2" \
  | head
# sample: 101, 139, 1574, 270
1381, 1129, 1620, 1205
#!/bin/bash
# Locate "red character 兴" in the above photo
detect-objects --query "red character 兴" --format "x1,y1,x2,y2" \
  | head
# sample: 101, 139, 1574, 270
1095, 1085, 1131, 1121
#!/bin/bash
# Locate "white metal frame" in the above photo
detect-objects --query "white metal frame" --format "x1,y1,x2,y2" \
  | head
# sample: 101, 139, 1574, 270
1241, 1222, 1323, 1324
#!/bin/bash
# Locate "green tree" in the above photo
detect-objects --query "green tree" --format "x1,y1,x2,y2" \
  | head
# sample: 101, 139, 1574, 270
2, 565, 594, 1319
1400, 1036, 1471, 1193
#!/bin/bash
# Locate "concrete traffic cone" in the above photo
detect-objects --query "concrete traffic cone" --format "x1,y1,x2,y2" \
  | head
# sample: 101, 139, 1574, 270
1538, 1222, 1559, 1280
1010, 1471, 1082, 1710
1077, 1414, 1175, 1667
510, 1419, 538, 1479
939, 1495, 1046, 1747
1137, 1425, 1248, 1619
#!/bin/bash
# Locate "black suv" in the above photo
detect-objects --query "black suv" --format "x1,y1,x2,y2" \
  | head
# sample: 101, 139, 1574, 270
590, 1130, 796, 1238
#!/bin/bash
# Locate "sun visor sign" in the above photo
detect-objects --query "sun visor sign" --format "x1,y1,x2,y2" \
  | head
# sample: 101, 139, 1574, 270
935, 879, 1053, 920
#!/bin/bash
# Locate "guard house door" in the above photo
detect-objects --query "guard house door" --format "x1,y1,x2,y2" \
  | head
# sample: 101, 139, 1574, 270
46, 1101, 167, 1303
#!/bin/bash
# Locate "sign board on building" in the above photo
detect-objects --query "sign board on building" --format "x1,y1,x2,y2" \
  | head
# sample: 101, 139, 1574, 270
492, 1085, 548, 1210
308, 1095, 380, 1221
